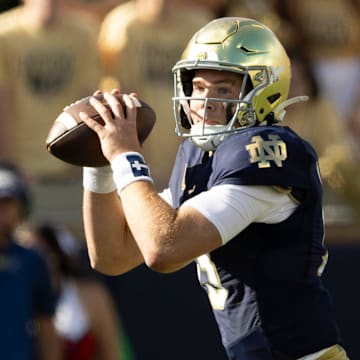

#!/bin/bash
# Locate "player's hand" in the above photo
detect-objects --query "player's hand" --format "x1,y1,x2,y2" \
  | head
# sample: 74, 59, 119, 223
79, 90, 143, 162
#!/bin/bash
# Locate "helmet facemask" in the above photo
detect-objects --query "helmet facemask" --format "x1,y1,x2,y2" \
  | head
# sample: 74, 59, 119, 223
173, 63, 270, 151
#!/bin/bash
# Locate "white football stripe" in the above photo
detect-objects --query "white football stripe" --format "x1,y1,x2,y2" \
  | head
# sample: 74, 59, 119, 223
56, 112, 78, 130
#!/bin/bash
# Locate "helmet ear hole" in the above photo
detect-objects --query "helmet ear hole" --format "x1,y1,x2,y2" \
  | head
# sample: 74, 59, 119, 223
180, 106, 191, 129
244, 76, 254, 96
181, 69, 195, 96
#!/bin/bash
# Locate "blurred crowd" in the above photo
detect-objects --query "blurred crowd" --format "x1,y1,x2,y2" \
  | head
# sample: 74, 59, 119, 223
0, 0, 360, 358
0, 0, 359, 232
0, 0, 359, 228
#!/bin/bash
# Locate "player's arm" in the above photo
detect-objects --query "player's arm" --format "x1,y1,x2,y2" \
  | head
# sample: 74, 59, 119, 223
83, 189, 144, 275
118, 180, 299, 274
86, 190, 222, 275
119, 180, 222, 273
80, 90, 222, 274
84, 176, 296, 276
83, 175, 221, 275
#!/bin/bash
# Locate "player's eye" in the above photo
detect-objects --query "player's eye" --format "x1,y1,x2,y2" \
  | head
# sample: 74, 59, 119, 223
192, 84, 205, 94
218, 87, 233, 98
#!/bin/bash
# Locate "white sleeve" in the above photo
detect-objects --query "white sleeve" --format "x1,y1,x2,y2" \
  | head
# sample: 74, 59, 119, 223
159, 188, 173, 206
183, 184, 298, 245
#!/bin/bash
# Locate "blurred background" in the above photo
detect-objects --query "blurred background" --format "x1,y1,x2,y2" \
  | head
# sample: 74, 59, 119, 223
0, 0, 359, 359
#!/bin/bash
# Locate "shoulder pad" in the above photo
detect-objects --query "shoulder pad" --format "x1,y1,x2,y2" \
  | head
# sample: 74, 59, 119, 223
210, 126, 317, 188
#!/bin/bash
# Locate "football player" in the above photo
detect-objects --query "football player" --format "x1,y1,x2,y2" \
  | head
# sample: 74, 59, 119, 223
80, 17, 349, 359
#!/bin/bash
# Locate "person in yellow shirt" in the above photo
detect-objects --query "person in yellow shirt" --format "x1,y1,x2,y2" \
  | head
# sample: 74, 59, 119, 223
59, 0, 123, 26
0, 0, 102, 180
280, 0, 360, 122
0, 0, 103, 232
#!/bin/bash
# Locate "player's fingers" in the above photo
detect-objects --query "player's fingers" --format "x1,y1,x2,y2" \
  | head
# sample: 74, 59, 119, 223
89, 96, 114, 125
103, 92, 125, 119
123, 94, 137, 121
79, 111, 104, 133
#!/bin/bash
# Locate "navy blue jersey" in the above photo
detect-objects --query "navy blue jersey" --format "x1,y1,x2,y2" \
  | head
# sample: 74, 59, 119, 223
168, 126, 341, 359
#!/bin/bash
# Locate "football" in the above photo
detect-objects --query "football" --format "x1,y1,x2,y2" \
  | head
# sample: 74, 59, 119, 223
46, 94, 156, 167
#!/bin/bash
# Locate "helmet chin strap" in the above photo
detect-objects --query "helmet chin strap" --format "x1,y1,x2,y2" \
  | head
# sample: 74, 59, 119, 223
190, 124, 229, 151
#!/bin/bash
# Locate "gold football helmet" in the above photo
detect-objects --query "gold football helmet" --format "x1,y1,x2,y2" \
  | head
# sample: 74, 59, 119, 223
172, 17, 306, 151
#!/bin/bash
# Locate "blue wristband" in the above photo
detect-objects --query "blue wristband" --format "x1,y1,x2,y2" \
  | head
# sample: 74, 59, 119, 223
111, 152, 153, 195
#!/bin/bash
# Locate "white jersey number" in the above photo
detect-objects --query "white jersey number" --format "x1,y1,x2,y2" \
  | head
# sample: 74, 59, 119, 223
196, 254, 228, 310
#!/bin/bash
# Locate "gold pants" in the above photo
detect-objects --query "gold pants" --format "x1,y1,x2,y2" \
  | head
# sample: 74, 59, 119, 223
316, 345, 349, 360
